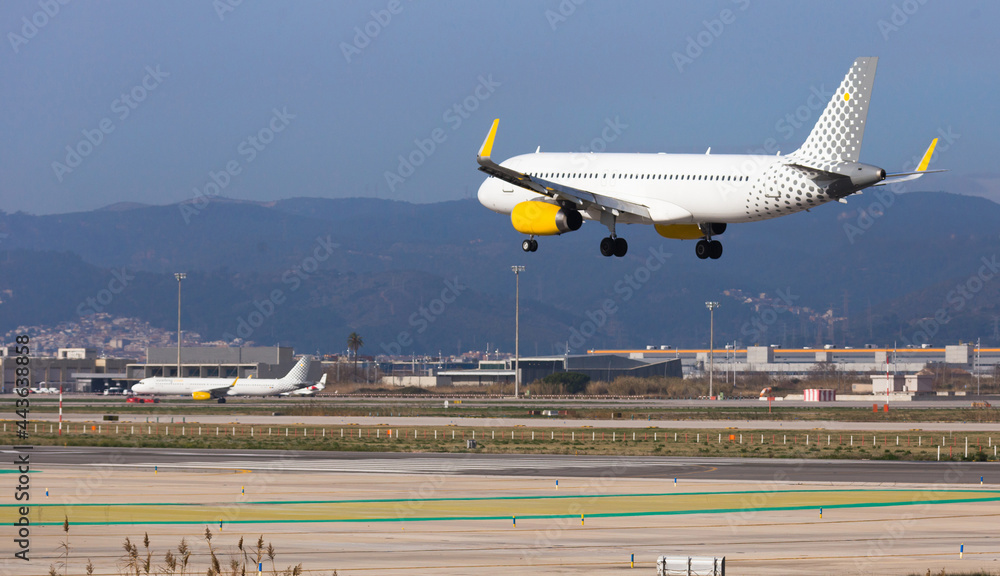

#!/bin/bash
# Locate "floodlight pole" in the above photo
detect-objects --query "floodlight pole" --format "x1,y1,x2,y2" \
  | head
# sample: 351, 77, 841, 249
706, 302, 719, 399
512, 266, 525, 398
175, 273, 186, 378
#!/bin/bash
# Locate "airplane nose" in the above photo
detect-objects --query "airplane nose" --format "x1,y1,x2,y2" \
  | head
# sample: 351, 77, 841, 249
477, 178, 493, 209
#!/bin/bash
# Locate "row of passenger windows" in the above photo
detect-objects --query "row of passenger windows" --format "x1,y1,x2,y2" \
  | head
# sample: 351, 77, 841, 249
528, 172, 749, 182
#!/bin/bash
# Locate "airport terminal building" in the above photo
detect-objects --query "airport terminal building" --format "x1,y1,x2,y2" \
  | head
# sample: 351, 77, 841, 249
0, 347, 132, 393
599, 344, 996, 380
390, 354, 683, 387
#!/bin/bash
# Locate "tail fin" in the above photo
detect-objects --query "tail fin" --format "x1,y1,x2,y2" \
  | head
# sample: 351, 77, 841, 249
281, 357, 311, 383
790, 57, 878, 170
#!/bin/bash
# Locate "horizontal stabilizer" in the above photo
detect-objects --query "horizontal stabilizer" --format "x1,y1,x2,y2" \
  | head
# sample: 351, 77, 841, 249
874, 139, 947, 186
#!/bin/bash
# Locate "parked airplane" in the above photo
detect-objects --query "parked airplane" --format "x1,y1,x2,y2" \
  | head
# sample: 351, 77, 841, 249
279, 374, 326, 396
477, 57, 942, 259
131, 357, 312, 403
30, 383, 59, 394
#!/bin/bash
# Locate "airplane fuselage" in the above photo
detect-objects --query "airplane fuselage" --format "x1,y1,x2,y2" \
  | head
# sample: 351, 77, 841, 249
131, 377, 301, 397
478, 152, 835, 225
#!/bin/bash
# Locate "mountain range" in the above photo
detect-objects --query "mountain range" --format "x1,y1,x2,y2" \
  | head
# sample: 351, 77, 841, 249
2, 191, 999, 356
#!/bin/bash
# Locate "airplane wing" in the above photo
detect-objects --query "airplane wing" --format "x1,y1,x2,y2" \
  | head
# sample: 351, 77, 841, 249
192, 377, 239, 399
477, 119, 653, 221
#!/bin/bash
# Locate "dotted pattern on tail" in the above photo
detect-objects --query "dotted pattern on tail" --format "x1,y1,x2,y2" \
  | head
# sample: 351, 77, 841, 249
743, 58, 878, 222
790, 57, 878, 171
283, 357, 311, 383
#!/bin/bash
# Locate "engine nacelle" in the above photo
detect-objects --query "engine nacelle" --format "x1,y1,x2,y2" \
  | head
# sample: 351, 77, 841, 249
511, 202, 582, 236
699, 222, 727, 236
192, 391, 212, 401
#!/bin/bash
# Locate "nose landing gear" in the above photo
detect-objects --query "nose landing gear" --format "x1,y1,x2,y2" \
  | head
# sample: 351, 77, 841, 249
521, 237, 538, 252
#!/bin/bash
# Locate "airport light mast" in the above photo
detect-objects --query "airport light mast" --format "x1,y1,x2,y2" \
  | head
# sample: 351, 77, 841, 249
705, 301, 719, 399
175, 272, 186, 378
512, 266, 525, 398
977, 338, 981, 395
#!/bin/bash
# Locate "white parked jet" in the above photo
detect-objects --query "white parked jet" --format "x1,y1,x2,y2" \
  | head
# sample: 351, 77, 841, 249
280, 373, 327, 396
131, 357, 312, 403
477, 57, 942, 259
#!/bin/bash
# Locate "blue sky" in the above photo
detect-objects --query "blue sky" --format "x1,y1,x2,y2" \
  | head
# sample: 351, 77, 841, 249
1, 0, 997, 214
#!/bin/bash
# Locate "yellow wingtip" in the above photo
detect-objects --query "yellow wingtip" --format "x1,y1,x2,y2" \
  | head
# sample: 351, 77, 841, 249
916, 138, 938, 172
478, 119, 500, 158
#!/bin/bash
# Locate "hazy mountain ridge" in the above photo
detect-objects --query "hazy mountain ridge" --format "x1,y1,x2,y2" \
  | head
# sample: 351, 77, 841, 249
1, 192, 999, 353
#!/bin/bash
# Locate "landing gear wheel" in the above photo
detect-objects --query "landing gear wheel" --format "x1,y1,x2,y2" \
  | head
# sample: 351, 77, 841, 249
600, 237, 615, 257
529, 239, 538, 252
217, 397, 227, 404
613, 237, 628, 257
709, 240, 723, 259
695, 240, 710, 260
522, 239, 533, 252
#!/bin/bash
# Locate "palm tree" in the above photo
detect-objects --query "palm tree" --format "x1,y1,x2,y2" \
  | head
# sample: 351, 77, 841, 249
347, 332, 364, 381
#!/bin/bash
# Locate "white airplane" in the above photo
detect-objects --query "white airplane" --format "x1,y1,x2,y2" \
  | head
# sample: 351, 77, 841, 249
477, 57, 943, 259
280, 374, 327, 396
131, 357, 312, 403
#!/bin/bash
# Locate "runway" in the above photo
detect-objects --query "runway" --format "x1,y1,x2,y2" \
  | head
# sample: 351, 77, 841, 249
8, 447, 1000, 575
22, 446, 1000, 484
27, 411, 1000, 431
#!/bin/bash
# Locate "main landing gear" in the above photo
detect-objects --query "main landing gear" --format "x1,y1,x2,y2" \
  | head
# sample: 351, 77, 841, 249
695, 239, 723, 260
597, 211, 627, 257
600, 236, 628, 257
521, 237, 538, 252
695, 223, 726, 260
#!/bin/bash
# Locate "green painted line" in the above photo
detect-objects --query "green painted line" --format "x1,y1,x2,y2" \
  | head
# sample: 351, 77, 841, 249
26, 493, 1000, 527
10, 487, 999, 508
